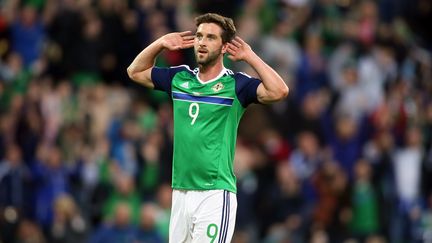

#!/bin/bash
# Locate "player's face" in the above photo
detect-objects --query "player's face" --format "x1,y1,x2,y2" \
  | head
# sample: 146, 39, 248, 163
194, 23, 227, 66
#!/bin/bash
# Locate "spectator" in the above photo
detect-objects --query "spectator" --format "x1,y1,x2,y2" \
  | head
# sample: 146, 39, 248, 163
323, 112, 368, 179
133, 203, 164, 243
421, 194, 432, 242
154, 183, 172, 241
295, 32, 328, 103
234, 141, 259, 242
50, 194, 88, 243
363, 130, 396, 239
311, 160, 350, 241
349, 159, 380, 240
0, 144, 33, 217
138, 133, 162, 198
16, 220, 47, 243
264, 163, 307, 243
260, 14, 300, 90
90, 202, 135, 243
390, 125, 424, 242
0, 144, 33, 243
109, 118, 140, 177
289, 130, 322, 209
45, 0, 82, 78
9, 4, 46, 67
33, 145, 70, 229
40, 78, 63, 145
73, 8, 103, 76
289, 131, 322, 181
332, 58, 371, 121
102, 174, 141, 225
14, 81, 43, 164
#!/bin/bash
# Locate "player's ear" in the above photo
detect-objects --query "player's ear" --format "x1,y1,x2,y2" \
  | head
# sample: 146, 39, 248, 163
221, 42, 228, 54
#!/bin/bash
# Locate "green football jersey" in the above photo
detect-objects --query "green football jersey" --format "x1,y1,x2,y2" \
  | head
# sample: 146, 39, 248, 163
152, 65, 261, 193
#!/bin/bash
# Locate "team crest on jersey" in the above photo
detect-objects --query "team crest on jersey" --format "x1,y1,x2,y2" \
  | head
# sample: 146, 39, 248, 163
212, 82, 224, 92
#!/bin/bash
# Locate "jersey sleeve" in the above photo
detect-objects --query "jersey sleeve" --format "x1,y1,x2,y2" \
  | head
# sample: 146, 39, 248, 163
151, 65, 189, 95
234, 72, 262, 107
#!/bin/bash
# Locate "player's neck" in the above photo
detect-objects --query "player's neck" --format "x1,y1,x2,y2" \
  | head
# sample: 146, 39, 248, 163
198, 60, 224, 83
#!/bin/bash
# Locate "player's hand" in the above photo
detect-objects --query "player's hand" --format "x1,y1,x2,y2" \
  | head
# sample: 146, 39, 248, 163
226, 36, 254, 62
160, 31, 195, 51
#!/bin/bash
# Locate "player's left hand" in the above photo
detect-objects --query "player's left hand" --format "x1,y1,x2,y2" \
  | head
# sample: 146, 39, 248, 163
226, 36, 254, 62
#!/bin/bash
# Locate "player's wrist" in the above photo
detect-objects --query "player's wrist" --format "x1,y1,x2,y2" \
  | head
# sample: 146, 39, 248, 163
243, 49, 258, 64
156, 37, 168, 50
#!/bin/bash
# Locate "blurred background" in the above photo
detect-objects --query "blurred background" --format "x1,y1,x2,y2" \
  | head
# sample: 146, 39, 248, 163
0, 0, 431, 242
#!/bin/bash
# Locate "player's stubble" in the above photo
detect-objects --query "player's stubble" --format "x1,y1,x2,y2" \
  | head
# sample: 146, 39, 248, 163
194, 45, 223, 68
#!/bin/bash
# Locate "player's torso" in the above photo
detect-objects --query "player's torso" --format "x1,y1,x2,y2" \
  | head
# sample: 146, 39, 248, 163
172, 70, 237, 134
170, 69, 242, 192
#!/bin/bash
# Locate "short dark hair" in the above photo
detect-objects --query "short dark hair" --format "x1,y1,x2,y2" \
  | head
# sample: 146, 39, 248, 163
195, 13, 236, 43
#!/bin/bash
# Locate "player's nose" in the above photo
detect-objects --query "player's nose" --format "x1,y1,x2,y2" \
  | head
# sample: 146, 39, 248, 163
198, 43, 207, 49
198, 38, 207, 46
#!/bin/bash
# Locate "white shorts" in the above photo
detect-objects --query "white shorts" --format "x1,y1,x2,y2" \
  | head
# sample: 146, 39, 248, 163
169, 189, 237, 243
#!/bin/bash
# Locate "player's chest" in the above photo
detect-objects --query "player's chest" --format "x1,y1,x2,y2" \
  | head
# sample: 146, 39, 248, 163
171, 77, 234, 97
171, 78, 236, 123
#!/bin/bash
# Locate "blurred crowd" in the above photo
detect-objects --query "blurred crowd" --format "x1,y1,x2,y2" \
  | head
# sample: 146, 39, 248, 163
0, 0, 431, 242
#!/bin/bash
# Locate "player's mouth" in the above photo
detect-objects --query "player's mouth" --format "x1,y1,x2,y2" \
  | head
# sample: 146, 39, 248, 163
198, 49, 208, 54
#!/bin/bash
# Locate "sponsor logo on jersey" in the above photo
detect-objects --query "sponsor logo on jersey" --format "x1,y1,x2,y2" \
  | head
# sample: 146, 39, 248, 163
180, 82, 189, 89
212, 82, 224, 92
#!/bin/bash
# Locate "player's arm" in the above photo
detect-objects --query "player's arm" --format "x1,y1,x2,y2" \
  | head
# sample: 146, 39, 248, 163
227, 37, 289, 104
127, 31, 195, 88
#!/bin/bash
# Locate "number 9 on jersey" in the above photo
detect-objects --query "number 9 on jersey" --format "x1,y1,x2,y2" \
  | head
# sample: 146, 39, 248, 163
189, 102, 199, 125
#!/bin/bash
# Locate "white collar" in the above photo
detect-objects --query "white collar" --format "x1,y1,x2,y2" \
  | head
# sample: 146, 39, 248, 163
196, 67, 227, 84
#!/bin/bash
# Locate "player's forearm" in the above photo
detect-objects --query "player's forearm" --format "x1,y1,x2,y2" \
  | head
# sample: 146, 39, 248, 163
127, 39, 164, 81
245, 51, 289, 103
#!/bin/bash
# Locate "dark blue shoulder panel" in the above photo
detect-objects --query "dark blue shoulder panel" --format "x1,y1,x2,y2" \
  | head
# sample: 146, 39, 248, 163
234, 72, 261, 107
151, 65, 193, 95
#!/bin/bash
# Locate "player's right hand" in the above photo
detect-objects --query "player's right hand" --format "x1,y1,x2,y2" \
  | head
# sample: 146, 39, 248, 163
160, 31, 195, 51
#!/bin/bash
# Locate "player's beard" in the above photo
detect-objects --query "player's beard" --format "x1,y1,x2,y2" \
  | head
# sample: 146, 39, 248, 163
195, 46, 222, 67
